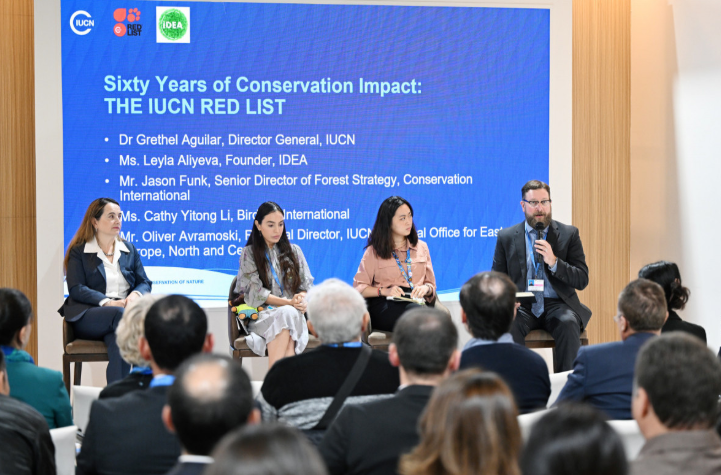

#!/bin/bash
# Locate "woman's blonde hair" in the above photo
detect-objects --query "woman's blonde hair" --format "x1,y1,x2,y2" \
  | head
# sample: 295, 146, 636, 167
116, 294, 164, 367
399, 369, 521, 475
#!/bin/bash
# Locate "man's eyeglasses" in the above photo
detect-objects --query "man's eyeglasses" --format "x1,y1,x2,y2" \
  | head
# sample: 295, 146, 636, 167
523, 200, 552, 208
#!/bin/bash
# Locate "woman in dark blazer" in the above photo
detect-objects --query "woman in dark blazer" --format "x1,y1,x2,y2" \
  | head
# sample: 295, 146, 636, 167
638, 261, 706, 343
59, 198, 152, 383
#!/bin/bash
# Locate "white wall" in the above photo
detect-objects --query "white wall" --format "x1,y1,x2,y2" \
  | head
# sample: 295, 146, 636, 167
631, 0, 721, 352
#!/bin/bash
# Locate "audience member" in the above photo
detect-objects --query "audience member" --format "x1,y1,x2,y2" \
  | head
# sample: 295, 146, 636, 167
257, 278, 399, 430
399, 369, 521, 475
632, 333, 721, 475
0, 350, 56, 475
0, 288, 72, 429
638, 261, 706, 343
206, 423, 329, 475
458, 271, 550, 413
162, 354, 260, 475
76, 295, 213, 475
555, 279, 667, 419
99, 294, 163, 399
520, 403, 628, 475
321, 307, 460, 475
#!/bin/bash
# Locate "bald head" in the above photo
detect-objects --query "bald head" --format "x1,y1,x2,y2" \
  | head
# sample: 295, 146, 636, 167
166, 354, 254, 456
181, 359, 230, 401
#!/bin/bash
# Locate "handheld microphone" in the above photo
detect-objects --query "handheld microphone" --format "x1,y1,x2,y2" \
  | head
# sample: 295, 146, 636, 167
534, 222, 545, 273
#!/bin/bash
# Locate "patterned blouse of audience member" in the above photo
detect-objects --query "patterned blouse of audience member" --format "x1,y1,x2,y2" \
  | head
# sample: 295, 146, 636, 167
0, 288, 73, 429
399, 369, 521, 475
235, 202, 314, 368
98, 293, 164, 399
207, 422, 328, 475
638, 261, 706, 343
520, 402, 628, 475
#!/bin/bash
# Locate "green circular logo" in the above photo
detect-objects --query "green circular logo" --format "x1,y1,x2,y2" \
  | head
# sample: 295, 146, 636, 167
158, 9, 188, 41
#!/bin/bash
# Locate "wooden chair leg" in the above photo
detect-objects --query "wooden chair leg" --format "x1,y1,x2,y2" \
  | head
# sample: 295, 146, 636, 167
73, 361, 82, 387
63, 356, 71, 394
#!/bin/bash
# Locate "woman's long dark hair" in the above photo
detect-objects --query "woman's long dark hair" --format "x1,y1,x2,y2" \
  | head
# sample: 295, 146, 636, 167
366, 196, 418, 259
245, 202, 301, 295
638, 261, 690, 311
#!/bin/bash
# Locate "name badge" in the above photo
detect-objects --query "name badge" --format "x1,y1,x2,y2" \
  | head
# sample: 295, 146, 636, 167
528, 279, 545, 292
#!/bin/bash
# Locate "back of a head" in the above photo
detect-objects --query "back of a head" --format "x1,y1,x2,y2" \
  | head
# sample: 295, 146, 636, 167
0, 288, 32, 346
144, 295, 207, 371
393, 307, 457, 376
638, 261, 690, 311
520, 403, 628, 475
617, 279, 667, 332
459, 272, 516, 341
206, 423, 328, 475
116, 294, 165, 367
306, 278, 367, 344
168, 354, 253, 456
635, 332, 721, 430
400, 369, 521, 475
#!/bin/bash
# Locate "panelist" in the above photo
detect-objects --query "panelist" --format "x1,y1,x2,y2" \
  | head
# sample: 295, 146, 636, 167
59, 198, 152, 383
492, 180, 590, 372
235, 201, 314, 368
353, 196, 436, 332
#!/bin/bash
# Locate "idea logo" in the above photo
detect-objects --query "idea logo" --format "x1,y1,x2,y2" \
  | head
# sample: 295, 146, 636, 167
156, 6, 190, 43
113, 8, 142, 37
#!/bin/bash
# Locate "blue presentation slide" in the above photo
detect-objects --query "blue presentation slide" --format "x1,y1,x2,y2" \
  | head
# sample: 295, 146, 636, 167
61, 0, 549, 304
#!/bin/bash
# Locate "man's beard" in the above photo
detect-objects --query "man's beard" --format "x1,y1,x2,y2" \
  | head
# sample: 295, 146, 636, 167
526, 211, 552, 229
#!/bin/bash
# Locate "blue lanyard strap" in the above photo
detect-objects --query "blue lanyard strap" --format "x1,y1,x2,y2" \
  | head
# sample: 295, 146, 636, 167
149, 374, 175, 388
324, 341, 363, 348
130, 366, 153, 375
527, 229, 545, 276
265, 252, 284, 294
392, 248, 414, 289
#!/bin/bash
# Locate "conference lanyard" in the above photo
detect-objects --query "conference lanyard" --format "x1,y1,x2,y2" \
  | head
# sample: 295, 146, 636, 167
526, 229, 546, 277
265, 252, 284, 294
324, 341, 363, 348
392, 249, 414, 290
149, 375, 175, 388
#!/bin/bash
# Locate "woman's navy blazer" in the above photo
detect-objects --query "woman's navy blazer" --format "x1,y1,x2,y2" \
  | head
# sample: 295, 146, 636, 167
59, 241, 152, 322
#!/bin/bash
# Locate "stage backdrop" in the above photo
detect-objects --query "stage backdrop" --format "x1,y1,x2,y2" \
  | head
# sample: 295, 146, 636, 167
61, 0, 550, 305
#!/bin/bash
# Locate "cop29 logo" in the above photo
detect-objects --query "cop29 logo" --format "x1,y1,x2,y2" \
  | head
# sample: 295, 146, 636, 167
156, 7, 190, 43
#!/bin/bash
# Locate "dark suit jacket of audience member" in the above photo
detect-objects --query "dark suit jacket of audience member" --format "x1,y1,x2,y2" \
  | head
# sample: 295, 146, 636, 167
555, 332, 656, 420
165, 462, 209, 475
320, 385, 434, 475
60, 242, 152, 322
459, 343, 551, 413
662, 310, 706, 343
76, 385, 181, 475
98, 371, 153, 399
0, 394, 56, 475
